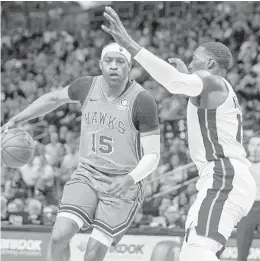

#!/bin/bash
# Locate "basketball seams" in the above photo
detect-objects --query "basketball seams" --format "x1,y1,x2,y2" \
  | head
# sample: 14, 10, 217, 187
3, 145, 35, 150
1, 133, 27, 146
1, 129, 35, 168
1, 153, 9, 167
3, 148, 29, 164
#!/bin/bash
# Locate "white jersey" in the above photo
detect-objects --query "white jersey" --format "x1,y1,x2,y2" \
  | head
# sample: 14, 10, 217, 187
187, 77, 250, 173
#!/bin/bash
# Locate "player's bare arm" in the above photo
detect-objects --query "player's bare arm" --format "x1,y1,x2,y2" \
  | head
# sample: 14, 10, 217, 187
166, 58, 229, 108
2, 76, 93, 132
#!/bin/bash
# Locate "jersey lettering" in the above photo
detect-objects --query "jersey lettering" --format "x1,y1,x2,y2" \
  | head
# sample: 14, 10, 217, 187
84, 112, 126, 135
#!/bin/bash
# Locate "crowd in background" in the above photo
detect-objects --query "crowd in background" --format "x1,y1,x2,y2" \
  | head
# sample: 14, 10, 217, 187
1, 2, 260, 229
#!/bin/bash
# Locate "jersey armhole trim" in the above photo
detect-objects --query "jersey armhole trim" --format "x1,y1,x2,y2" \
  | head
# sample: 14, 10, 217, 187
128, 89, 145, 134
215, 78, 231, 110
81, 76, 98, 112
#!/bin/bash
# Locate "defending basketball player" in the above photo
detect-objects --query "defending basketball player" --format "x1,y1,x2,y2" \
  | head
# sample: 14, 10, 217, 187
102, 6, 257, 261
2, 42, 160, 261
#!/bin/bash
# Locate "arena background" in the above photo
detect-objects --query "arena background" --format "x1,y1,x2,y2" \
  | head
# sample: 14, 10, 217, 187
1, 1, 260, 261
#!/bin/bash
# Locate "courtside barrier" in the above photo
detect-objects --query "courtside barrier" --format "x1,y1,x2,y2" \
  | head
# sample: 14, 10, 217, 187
1, 226, 260, 261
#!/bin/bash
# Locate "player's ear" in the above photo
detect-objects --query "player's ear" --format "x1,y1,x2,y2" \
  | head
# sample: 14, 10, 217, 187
128, 61, 132, 72
207, 57, 215, 70
99, 60, 102, 71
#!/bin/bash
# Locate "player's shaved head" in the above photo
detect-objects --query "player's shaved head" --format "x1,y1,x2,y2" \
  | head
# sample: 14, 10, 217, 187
200, 42, 233, 70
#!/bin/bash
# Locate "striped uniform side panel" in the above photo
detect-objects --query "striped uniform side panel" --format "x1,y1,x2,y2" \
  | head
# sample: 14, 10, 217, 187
135, 132, 143, 161
58, 204, 93, 226
197, 109, 225, 161
196, 109, 235, 245
92, 181, 144, 237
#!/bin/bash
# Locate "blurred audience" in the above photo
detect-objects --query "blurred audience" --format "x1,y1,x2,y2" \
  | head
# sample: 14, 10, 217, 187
1, 1, 260, 229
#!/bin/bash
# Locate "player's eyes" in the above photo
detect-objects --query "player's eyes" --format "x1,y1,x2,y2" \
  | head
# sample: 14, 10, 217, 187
104, 58, 112, 63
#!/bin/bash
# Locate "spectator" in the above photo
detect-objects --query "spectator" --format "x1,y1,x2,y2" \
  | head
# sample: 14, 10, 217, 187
1, 1, 259, 228
20, 157, 42, 196
27, 198, 43, 225
164, 206, 182, 228
45, 132, 64, 167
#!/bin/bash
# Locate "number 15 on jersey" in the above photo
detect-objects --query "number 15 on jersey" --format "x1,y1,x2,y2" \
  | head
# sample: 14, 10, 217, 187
91, 133, 114, 155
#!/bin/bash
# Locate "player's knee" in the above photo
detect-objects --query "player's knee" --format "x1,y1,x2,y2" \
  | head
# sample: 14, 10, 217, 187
84, 247, 98, 261
50, 228, 69, 247
179, 246, 219, 261
51, 217, 79, 247
150, 241, 179, 261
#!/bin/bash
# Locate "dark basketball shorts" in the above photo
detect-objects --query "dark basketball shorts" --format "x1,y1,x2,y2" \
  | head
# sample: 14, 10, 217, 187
57, 163, 144, 239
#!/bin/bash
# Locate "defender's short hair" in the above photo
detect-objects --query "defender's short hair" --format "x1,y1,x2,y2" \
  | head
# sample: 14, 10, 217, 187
200, 42, 233, 70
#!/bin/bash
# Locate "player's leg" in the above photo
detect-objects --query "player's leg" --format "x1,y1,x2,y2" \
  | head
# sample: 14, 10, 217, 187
83, 180, 144, 261
179, 228, 221, 261
150, 241, 179, 261
180, 159, 256, 261
48, 216, 80, 261
83, 228, 114, 261
236, 201, 260, 261
179, 192, 222, 261
49, 172, 98, 261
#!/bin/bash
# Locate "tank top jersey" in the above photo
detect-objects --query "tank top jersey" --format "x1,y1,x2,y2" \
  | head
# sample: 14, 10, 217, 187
187, 77, 250, 172
79, 75, 144, 175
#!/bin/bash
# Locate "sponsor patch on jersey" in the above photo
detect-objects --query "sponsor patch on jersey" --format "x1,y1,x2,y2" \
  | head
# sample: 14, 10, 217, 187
117, 99, 129, 110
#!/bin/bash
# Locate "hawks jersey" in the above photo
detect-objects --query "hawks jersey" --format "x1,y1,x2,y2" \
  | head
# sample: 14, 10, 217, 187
187, 77, 250, 172
68, 75, 159, 176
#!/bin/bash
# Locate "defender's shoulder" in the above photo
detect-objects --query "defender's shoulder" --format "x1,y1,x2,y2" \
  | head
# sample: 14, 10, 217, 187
194, 70, 227, 93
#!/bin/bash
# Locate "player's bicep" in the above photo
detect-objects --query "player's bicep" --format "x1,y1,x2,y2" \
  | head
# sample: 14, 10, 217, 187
53, 86, 79, 104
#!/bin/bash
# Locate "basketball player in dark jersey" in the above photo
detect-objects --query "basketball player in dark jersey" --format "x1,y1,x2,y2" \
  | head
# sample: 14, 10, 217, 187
102, 6, 256, 261
3, 43, 160, 261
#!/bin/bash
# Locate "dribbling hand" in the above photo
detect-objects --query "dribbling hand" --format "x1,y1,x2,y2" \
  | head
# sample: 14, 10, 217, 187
168, 58, 189, 74
108, 175, 135, 199
1, 120, 17, 134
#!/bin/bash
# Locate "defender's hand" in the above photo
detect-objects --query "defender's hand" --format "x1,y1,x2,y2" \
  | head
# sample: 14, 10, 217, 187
102, 6, 136, 52
168, 58, 189, 74
108, 175, 135, 199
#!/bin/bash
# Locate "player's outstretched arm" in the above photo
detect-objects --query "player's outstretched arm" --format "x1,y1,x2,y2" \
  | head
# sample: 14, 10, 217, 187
4, 86, 79, 129
102, 6, 203, 97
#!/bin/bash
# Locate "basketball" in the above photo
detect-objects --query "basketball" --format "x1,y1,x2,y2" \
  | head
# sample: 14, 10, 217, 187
1, 128, 35, 168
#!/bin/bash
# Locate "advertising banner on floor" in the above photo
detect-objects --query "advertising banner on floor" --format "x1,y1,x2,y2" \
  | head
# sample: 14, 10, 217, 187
221, 237, 260, 261
1, 231, 50, 261
1, 229, 260, 261
70, 233, 182, 261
